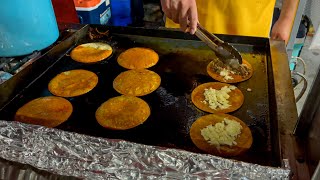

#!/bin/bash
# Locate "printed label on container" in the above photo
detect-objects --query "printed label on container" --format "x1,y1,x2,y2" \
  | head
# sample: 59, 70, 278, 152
100, 7, 111, 24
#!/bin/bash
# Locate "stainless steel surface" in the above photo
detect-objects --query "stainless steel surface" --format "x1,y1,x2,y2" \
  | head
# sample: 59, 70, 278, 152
195, 24, 242, 69
0, 120, 290, 179
270, 40, 310, 179
13, 51, 42, 74
0, 52, 42, 77
270, 40, 298, 134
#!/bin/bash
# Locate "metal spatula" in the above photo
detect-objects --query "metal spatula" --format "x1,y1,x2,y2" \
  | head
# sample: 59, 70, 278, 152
195, 23, 243, 69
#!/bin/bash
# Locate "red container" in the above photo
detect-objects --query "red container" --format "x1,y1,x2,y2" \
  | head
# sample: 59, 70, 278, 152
52, 0, 79, 23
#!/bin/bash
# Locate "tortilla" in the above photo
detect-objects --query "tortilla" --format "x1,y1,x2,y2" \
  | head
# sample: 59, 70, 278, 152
207, 59, 253, 83
70, 42, 112, 63
191, 82, 244, 113
48, 69, 98, 97
117, 47, 159, 69
113, 69, 161, 96
190, 113, 252, 157
95, 96, 151, 130
15, 96, 73, 128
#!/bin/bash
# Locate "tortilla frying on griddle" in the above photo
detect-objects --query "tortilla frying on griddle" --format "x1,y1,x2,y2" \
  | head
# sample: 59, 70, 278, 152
117, 47, 159, 69
15, 96, 73, 128
191, 82, 244, 113
207, 59, 253, 83
70, 42, 112, 63
95, 95, 151, 130
190, 113, 252, 157
113, 69, 161, 96
48, 69, 98, 97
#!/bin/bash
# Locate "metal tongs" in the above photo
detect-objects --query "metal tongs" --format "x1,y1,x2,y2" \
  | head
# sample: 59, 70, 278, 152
195, 23, 243, 69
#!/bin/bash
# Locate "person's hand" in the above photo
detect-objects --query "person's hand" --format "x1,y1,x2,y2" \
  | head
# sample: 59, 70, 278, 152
160, 0, 198, 34
271, 19, 292, 44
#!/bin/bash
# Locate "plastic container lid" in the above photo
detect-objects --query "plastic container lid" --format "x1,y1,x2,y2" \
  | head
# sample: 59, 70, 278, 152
74, 0, 101, 8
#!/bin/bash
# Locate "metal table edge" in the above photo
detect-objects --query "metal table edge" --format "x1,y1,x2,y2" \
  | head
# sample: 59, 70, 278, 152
269, 40, 311, 179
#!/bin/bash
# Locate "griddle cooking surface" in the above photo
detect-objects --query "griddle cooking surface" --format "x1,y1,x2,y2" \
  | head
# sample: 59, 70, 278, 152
0, 26, 279, 166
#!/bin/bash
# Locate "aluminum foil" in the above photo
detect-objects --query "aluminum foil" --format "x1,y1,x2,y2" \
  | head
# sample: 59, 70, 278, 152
0, 120, 290, 179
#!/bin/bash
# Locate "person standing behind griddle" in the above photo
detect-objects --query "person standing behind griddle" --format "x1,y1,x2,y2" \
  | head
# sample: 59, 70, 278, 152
161, 0, 298, 44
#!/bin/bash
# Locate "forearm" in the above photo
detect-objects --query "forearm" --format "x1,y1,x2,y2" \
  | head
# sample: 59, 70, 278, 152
278, 0, 299, 24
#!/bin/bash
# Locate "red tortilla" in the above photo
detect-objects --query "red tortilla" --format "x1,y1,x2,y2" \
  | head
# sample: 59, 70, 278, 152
207, 59, 253, 83
190, 113, 252, 157
95, 96, 151, 130
191, 82, 244, 113
15, 96, 73, 128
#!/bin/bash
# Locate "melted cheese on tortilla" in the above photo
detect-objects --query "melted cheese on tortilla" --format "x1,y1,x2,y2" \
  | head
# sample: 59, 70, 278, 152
219, 68, 235, 80
80, 42, 112, 50
202, 85, 236, 110
200, 118, 242, 147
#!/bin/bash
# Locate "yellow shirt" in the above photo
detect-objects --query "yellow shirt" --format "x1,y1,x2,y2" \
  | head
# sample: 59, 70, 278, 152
166, 0, 276, 37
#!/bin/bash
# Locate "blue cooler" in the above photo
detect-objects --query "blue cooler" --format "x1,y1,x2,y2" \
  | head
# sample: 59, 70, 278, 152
74, 0, 111, 25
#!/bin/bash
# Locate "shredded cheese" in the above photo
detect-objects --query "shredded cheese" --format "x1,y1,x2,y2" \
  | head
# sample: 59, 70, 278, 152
219, 68, 235, 80
80, 42, 112, 50
202, 85, 236, 110
201, 118, 242, 147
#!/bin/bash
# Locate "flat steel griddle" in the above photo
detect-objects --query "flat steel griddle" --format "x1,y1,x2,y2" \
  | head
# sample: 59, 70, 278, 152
0, 25, 280, 166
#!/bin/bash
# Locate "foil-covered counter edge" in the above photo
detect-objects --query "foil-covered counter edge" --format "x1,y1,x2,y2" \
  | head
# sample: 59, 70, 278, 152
0, 120, 290, 179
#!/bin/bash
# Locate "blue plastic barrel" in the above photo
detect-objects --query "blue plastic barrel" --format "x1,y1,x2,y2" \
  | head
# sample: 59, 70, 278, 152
110, 0, 132, 26
0, 0, 59, 57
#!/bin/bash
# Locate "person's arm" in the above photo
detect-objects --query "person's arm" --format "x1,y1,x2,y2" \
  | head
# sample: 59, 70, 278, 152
271, 0, 299, 44
160, 0, 198, 34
